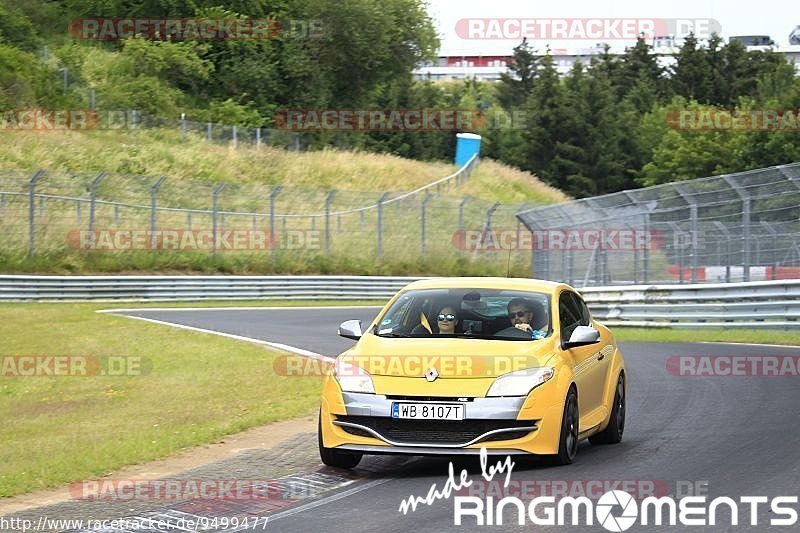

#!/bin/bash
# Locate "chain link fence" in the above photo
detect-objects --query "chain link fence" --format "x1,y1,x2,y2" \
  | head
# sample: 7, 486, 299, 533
3, 159, 799, 282
0, 156, 541, 273
517, 163, 800, 286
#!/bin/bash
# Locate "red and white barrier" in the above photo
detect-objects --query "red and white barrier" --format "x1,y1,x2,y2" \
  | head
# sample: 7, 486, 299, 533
668, 265, 800, 282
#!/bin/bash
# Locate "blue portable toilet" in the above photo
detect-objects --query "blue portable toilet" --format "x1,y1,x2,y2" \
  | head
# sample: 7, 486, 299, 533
454, 133, 481, 167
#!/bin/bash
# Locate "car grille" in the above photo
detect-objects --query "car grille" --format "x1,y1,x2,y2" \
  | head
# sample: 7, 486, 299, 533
335, 415, 537, 446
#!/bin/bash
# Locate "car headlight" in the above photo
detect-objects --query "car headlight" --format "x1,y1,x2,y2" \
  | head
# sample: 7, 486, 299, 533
334, 360, 375, 394
486, 367, 554, 397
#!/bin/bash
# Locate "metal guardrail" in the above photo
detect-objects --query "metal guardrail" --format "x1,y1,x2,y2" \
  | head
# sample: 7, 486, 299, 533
0, 275, 419, 302
0, 276, 797, 328
580, 280, 800, 328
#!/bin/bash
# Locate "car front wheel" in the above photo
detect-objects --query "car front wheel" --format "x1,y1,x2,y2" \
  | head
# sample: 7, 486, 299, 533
318, 412, 362, 469
590, 374, 625, 445
552, 388, 579, 465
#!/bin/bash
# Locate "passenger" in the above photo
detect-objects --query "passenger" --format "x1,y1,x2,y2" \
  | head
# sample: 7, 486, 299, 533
436, 306, 458, 335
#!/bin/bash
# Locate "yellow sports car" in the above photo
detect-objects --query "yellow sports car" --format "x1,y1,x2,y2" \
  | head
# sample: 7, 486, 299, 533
318, 277, 626, 467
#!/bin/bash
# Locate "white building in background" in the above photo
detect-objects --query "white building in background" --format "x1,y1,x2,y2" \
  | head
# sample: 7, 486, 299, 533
413, 31, 800, 81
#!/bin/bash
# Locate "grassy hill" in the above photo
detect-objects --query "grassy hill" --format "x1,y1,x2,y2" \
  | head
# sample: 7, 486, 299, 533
0, 129, 566, 202
0, 128, 568, 276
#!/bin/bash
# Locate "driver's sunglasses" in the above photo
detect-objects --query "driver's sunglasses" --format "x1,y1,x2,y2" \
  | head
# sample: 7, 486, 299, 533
509, 310, 531, 318
437, 314, 457, 322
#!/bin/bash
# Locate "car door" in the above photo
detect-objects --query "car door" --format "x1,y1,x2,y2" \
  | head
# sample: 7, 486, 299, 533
576, 292, 613, 400
559, 291, 605, 426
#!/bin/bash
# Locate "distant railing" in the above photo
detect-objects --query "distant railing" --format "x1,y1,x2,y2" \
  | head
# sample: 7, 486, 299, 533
0, 276, 796, 328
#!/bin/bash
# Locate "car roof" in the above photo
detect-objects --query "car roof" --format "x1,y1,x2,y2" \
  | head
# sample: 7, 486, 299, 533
400, 277, 571, 294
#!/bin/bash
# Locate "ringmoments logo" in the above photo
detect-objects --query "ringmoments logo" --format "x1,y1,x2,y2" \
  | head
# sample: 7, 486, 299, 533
453, 490, 799, 529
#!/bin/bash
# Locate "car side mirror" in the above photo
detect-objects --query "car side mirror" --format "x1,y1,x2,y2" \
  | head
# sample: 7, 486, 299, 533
563, 325, 600, 349
338, 319, 363, 340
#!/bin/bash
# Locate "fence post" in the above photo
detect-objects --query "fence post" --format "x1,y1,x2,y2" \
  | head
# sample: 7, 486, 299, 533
180, 113, 187, 142
722, 175, 752, 282
760, 221, 779, 280
60, 67, 68, 92
675, 185, 700, 283
211, 184, 226, 253
643, 214, 650, 283
325, 190, 337, 256
458, 196, 471, 229
27, 170, 45, 257
377, 193, 390, 260
421, 194, 433, 259
256, 127, 261, 148
150, 176, 166, 249
478, 202, 501, 250
270, 186, 283, 258
87, 171, 108, 249
515, 203, 531, 274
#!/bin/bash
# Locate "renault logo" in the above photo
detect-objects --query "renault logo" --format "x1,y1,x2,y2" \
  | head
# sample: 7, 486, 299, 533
424, 368, 439, 382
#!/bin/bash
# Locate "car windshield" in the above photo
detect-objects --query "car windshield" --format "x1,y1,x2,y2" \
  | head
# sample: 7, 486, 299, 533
374, 288, 551, 340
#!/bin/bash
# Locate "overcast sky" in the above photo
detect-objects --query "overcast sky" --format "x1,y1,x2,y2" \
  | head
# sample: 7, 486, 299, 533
427, 0, 798, 55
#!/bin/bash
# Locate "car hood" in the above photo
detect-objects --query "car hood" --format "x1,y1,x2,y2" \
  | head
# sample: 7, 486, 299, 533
339, 334, 557, 378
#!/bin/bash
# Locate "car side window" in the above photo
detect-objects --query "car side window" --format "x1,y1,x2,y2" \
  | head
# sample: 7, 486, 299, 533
575, 294, 592, 326
559, 292, 583, 341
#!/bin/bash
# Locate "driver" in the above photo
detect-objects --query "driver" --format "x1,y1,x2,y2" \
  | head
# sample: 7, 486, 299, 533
507, 298, 547, 336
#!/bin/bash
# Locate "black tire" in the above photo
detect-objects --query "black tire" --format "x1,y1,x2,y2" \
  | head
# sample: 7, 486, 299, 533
552, 388, 579, 465
590, 374, 625, 445
318, 412, 362, 469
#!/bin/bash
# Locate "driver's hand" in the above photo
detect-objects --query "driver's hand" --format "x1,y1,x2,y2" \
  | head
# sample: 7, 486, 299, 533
514, 323, 533, 332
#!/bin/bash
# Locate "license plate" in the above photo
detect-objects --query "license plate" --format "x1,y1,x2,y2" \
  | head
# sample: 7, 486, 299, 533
391, 402, 465, 420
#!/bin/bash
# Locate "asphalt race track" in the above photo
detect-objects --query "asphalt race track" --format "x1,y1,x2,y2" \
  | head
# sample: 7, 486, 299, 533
8, 306, 800, 532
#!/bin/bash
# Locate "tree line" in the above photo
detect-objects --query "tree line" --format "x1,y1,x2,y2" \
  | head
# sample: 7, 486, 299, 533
1, 1, 799, 197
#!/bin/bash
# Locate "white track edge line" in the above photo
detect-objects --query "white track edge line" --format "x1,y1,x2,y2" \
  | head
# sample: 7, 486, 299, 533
265, 478, 392, 524
108, 313, 333, 361
97, 305, 382, 313
697, 341, 800, 349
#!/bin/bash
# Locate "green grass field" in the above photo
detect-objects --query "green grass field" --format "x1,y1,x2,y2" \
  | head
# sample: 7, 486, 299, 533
0, 302, 325, 498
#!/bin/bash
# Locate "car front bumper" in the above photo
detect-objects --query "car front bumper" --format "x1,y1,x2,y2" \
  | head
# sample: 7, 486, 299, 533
321, 387, 565, 456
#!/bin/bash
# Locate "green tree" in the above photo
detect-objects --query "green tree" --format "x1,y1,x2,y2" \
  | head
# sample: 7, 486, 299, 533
615, 37, 666, 102
497, 38, 538, 110
521, 52, 569, 188
671, 34, 713, 103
